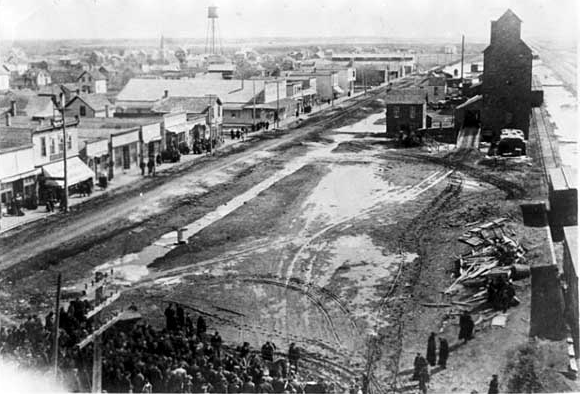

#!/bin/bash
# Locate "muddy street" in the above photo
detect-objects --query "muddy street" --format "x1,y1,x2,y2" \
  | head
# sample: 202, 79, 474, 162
0, 88, 532, 392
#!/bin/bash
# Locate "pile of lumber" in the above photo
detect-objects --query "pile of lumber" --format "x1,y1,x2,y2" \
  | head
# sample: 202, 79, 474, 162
446, 218, 528, 295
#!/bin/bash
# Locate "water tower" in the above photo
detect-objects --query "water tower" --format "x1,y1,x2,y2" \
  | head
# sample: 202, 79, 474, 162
205, 6, 222, 55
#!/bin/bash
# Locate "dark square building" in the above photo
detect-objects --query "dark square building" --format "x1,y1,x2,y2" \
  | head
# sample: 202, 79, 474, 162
482, 9, 533, 139
385, 91, 426, 138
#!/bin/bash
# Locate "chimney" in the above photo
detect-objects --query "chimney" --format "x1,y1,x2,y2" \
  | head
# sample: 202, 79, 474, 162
10, 100, 16, 116
164, 89, 169, 98
76, 89, 80, 96
105, 104, 110, 118
5, 113, 11, 126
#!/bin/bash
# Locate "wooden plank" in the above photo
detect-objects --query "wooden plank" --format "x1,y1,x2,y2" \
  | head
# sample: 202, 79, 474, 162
78, 311, 141, 349
86, 292, 121, 319
420, 302, 452, 308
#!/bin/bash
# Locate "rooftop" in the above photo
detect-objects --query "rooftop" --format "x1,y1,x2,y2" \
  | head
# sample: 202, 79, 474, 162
151, 97, 210, 114
116, 78, 269, 104
0, 92, 55, 118
0, 127, 32, 153
67, 93, 112, 111
77, 127, 137, 140
78, 117, 162, 128
78, 69, 107, 81
384, 91, 425, 105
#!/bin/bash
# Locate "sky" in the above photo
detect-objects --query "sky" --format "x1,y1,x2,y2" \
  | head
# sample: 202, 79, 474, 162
0, 0, 577, 43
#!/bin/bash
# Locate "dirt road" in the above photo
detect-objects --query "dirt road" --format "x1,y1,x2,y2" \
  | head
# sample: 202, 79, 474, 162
1, 78, 557, 392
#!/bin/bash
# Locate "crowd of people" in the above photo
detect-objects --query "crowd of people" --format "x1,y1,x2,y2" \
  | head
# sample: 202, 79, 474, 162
0, 297, 96, 389
0, 301, 337, 393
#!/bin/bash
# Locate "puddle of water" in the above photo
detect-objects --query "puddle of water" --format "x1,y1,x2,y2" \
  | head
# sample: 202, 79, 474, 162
335, 112, 386, 134
324, 234, 417, 331
534, 62, 578, 167
301, 164, 399, 223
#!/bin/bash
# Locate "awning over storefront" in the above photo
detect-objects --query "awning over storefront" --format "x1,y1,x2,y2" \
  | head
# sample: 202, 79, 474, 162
166, 123, 191, 135
333, 86, 345, 95
1, 168, 41, 184
43, 157, 95, 188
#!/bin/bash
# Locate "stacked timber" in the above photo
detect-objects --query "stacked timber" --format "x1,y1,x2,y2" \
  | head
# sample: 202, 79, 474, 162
447, 218, 528, 295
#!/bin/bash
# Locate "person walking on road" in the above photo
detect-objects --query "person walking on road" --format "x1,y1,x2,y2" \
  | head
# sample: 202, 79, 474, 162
412, 353, 428, 380
140, 160, 146, 175
438, 337, 449, 369
459, 311, 474, 343
288, 342, 300, 374
418, 364, 429, 394
426, 332, 437, 366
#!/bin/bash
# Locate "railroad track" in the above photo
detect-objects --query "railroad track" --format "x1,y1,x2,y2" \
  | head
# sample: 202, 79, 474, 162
395, 152, 526, 199
364, 172, 464, 394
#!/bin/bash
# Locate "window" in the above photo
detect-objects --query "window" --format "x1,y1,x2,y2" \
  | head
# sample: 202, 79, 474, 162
50, 138, 56, 154
433, 86, 439, 96
393, 106, 400, 119
58, 136, 64, 153
410, 106, 416, 119
67, 135, 72, 150
80, 105, 86, 116
40, 137, 47, 157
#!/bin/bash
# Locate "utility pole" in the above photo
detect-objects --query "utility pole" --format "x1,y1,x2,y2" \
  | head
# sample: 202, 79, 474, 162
385, 94, 388, 136
330, 74, 334, 106
207, 95, 213, 155
460, 35, 465, 85
60, 94, 69, 212
276, 79, 280, 129
52, 273, 62, 379
363, 69, 367, 95
252, 80, 256, 130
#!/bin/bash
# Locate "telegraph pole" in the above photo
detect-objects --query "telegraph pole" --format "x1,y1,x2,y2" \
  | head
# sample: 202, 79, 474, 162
207, 95, 213, 154
330, 74, 334, 106
60, 94, 69, 212
276, 79, 280, 129
52, 273, 62, 379
252, 80, 256, 130
460, 35, 465, 84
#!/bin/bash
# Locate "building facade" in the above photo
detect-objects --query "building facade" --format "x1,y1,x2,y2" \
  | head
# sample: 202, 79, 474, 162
385, 92, 427, 138
78, 70, 108, 94
0, 126, 38, 211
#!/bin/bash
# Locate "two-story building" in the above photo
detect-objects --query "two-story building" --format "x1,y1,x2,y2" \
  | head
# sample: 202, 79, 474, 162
285, 75, 318, 113
313, 65, 356, 96
0, 117, 39, 212
420, 73, 447, 104
384, 91, 427, 138
77, 70, 108, 94
5, 115, 94, 204
287, 71, 340, 101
